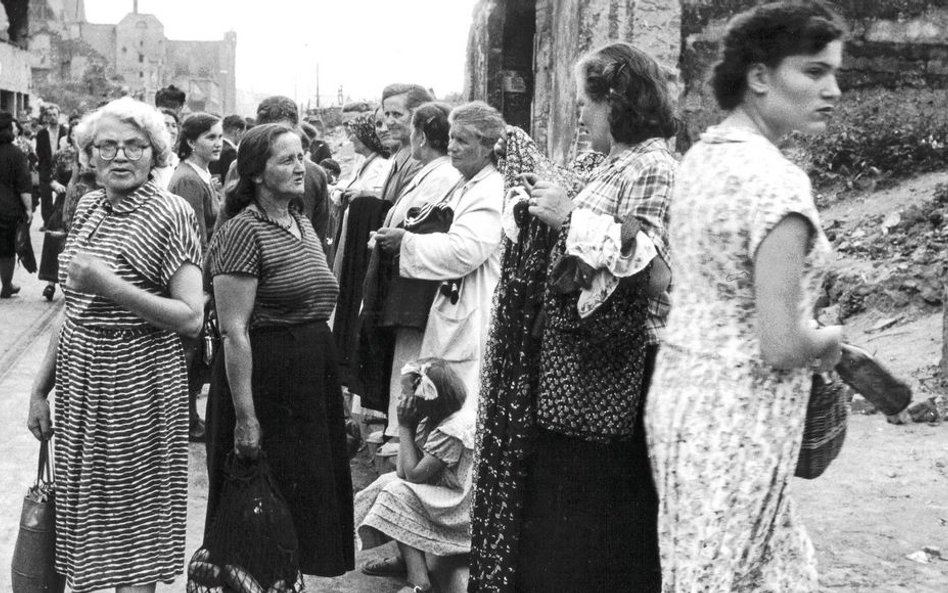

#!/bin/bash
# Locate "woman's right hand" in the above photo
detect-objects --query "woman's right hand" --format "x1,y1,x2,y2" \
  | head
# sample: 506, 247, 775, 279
234, 415, 261, 460
27, 397, 53, 441
813, 324, 844, 372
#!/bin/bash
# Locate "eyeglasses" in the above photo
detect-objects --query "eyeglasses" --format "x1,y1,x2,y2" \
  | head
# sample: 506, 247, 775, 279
93, 142, 149, 161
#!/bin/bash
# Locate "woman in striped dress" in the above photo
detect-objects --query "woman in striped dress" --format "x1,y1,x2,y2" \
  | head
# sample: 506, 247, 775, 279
26, 97, 205, 593
203, 123, 355, 577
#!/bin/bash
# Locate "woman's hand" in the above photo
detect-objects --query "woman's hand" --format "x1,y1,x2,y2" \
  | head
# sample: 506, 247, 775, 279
396, 394, 421, 428
527, 179, 573, 230
813, 325, 843, 372
66, 252, 115, 296
51, 181, 66, 195
234, 415, 261, 460
375, 227, 407, 253
27, 398, 53, 441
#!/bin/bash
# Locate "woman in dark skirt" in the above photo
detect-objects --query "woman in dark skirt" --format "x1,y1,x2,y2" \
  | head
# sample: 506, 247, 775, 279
204, 123, 354, 577
470, 42, 677, 593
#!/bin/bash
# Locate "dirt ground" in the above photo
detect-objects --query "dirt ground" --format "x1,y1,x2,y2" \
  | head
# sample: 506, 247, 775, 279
790, 171, 948, 592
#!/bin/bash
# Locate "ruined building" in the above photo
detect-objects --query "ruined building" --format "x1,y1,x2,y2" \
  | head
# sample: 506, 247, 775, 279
465, 0, 948, 161
0, 0, 33, 115
30, 0, 236, 114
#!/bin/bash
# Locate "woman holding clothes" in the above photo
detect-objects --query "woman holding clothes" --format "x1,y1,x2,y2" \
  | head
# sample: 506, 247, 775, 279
376, 100, 504, 430
204, 123, 354, 577
645, 3, 846, 591
470, 43, 677, 593
347, 103, 460, 428
26, 96, 204, 593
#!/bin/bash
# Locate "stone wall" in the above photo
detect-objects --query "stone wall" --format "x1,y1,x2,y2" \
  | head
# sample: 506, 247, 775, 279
465, 0, 680, 163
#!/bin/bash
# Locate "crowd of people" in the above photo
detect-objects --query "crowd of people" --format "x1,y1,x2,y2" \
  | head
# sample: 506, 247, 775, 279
12, 1, 855, 592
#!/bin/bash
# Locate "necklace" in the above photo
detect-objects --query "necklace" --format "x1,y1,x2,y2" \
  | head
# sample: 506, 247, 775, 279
251, 204, 294, 230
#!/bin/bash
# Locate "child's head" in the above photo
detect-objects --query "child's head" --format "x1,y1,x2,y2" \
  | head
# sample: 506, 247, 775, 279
400, 358, 466, 422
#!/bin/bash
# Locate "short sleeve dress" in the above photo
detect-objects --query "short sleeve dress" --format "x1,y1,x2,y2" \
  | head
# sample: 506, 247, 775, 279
645, 125, 834, 592
354, 411, 476, 556
203, 206, 354, 577
54, 181, 202, 593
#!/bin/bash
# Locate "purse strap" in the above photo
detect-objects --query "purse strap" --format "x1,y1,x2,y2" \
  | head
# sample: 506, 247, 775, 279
36, 439, 52, 486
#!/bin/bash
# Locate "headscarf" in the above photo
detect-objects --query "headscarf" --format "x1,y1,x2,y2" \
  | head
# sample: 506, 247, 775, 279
348, 113, 386, 156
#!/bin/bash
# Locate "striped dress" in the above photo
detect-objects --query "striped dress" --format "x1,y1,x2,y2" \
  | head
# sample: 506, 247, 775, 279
55, 181, 202, 592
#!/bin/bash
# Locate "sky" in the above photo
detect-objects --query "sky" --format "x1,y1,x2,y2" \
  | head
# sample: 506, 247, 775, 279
83, 0, 480, 107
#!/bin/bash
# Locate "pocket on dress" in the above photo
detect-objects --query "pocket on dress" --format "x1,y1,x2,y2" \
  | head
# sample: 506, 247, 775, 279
421, 304, 478, 362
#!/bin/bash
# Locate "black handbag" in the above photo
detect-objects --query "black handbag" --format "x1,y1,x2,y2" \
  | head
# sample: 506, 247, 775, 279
15, 218, 37, 274
380, 198, 456, 329
795, 373, 850, 480
11, 440, 66, 593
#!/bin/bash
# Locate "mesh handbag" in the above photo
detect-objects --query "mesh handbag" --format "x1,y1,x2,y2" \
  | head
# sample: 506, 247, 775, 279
188, 452, 302, 593
795, 373, 850, 480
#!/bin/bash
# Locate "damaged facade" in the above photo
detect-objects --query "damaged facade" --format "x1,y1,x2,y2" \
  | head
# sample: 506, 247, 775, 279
465, 0, 948, 160
30, 0, 237, 114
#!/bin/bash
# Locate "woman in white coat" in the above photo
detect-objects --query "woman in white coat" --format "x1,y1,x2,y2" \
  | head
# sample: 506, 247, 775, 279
375, 101, 505, 421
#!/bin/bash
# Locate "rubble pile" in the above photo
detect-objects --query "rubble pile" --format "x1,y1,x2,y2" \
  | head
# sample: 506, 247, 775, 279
824, 184, 948, 320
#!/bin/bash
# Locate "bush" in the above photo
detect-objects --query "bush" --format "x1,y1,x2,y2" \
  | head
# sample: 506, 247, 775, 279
792, 87, 948, 189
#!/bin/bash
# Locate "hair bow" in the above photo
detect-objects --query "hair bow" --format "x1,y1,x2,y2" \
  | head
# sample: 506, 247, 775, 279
401, 361, 439, 401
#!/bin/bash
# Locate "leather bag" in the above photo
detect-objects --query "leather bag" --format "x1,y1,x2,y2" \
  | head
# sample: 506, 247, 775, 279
380, 199, 455, 329
15, 218, 37, 274
11, 440, 66, 593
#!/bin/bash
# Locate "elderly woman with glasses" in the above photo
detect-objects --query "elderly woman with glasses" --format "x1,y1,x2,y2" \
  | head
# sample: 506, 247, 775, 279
26, 96, 204, 593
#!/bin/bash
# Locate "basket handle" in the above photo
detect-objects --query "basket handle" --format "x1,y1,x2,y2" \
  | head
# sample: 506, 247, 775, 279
36, 439, 52, 486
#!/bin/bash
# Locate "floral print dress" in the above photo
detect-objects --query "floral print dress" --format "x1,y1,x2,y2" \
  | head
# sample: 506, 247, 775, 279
645, 126, 833, 592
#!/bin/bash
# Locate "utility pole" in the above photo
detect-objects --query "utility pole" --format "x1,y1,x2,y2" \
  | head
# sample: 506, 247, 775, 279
316, 63, 320, 109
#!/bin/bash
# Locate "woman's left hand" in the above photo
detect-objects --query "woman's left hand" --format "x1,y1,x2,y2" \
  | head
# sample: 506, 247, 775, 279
527, 180, 573, 230
375, 227, 407, 253
396, 393, 421, 428
66, 252, 114, 295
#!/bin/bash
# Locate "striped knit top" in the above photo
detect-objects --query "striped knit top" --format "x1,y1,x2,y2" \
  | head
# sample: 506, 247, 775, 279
58, 181, 203, 329
208, 206, 339, 328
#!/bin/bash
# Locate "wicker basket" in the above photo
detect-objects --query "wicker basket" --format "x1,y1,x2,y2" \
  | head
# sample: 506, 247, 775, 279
795, 373, 850, 480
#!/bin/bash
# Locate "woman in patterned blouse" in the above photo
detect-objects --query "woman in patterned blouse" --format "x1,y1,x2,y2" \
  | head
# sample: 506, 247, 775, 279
470, 43, 677, 593
204, 123, 354, 577
645, 2, 846, 591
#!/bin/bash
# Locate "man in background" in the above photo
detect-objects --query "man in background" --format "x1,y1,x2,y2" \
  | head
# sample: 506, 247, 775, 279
210, 114, 245, 180
35, 104, 66, 228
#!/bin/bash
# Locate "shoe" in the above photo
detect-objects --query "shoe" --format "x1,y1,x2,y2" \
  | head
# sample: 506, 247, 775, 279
0, 285, 21, 298
42, 284, 55, 301
362, 556, 407, 578
188, 417, 206, 443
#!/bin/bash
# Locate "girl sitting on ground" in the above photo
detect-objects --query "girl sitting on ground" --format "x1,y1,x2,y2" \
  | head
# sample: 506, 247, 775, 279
354, 357, 475, 593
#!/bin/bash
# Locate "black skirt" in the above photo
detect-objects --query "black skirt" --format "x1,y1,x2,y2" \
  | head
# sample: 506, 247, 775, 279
204, 321, 355, 577
514, 345, 662, 593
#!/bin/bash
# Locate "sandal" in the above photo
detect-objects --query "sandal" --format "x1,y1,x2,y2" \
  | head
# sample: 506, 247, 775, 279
361, 556, 407, 577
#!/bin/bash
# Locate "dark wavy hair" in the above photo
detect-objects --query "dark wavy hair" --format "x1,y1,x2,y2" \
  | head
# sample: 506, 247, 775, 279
406, 358, 467, 428
177, 112, 220, 159
575, 42, 677, 145
223, 123, 297, 218
411, 101, 452, 154
712, 1, 847, 111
